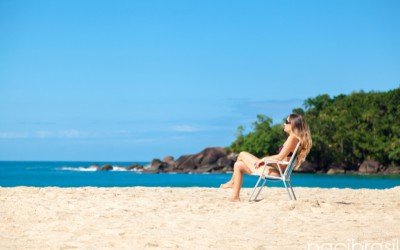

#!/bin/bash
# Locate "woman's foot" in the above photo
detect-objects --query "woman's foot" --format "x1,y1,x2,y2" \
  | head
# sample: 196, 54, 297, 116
220, 181, 234, 189
229, 197, 240, 202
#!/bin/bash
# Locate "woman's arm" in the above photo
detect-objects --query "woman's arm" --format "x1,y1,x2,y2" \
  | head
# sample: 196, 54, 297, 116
254, 136, 298, 169
274, 135, 298, 161
261, 154, 279, 161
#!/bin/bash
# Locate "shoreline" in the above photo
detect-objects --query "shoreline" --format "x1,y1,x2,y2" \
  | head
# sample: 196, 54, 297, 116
1, 172, 400, 190
1, 187, 399, 249
1, 160, 399, 176
1, 185, 400, 190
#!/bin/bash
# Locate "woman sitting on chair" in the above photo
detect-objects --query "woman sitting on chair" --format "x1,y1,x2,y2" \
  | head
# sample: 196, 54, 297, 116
220, 113, 312, 202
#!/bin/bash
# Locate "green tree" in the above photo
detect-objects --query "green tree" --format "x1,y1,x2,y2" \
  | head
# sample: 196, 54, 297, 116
228, 87, 400, 171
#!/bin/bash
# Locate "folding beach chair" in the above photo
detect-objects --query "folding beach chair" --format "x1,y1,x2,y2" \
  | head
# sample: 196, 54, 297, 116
249, 142, 301, 202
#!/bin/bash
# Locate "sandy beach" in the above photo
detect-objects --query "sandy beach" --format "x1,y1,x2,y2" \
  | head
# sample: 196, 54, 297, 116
1, 187, 399, 249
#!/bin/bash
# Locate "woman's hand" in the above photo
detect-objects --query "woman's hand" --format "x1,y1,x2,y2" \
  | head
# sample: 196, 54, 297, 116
254, 160, 265, 169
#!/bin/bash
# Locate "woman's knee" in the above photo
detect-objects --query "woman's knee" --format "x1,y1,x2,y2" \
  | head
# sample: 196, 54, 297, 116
234, 161, 245, 172
237, 151, 249, 161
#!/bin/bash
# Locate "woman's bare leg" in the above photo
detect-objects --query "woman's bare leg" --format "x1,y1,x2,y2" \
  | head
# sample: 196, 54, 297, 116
220, 160, 244, 189
229, 161, 252, 202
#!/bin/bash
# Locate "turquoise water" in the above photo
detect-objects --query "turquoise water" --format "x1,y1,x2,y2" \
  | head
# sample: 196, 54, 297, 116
0, 161, 399, 189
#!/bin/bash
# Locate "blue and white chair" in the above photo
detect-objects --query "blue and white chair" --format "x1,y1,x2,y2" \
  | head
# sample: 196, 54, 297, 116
249, 142, 301, 202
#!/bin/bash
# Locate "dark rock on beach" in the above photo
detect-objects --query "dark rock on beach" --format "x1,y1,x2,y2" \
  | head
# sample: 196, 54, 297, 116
193, 165, 216, 173
227, 152, 239, 162
127, 163, 143, 171
382, 166, 400, 174
148, 147, 234, 173
142, 159, 173, 173
294, 160, 317, 173
163, 156, 176, 167
101, 164, 113, 171
91, 148, 399, 175
151, 159, 163, 169
176, 147, 229, 173
358, 160, 382, 174
173, 155, 192, 171
142, 159, 165, 173
326, 164, 346, 174
326, 168, 345, 174
217, 156, 233, 167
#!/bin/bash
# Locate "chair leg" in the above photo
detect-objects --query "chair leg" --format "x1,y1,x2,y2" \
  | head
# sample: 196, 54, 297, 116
249, 176, 263, 201
288, 181, 297, 200
283, 180, 293, 200
253, 178, 267, 201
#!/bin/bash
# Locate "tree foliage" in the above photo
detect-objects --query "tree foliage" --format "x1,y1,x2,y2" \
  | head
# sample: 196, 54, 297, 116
229, 88, 400, 169
229, 114, 286, 158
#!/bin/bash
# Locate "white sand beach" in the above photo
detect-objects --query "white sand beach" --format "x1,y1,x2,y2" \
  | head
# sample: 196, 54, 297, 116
1, 187, 399, 249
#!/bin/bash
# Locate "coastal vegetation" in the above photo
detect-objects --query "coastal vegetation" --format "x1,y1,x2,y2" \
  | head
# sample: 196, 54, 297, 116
229, 88, 400, 174
93, 88, 399, 175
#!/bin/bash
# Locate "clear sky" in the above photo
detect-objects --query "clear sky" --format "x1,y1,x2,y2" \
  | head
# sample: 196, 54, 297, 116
0, 0, 399, 161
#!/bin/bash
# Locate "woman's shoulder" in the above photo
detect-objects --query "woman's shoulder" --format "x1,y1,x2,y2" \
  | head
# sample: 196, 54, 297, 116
283, 135, 299, 147
287, 134, 300, 144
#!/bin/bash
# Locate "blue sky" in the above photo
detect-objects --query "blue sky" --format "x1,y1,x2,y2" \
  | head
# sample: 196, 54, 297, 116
0, 0, 399, 161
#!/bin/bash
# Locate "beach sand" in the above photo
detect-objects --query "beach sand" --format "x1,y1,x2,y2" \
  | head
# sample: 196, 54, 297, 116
1, 187, 399, 249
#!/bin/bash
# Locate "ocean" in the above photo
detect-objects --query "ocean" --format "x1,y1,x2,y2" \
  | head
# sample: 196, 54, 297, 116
0, 161, 399, 189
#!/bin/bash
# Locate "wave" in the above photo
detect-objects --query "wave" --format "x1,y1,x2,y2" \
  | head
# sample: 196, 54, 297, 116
58, 166, 134, 172
111, 166, 129, 171
57, 166, 226, 174
58, 166, 99, 172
